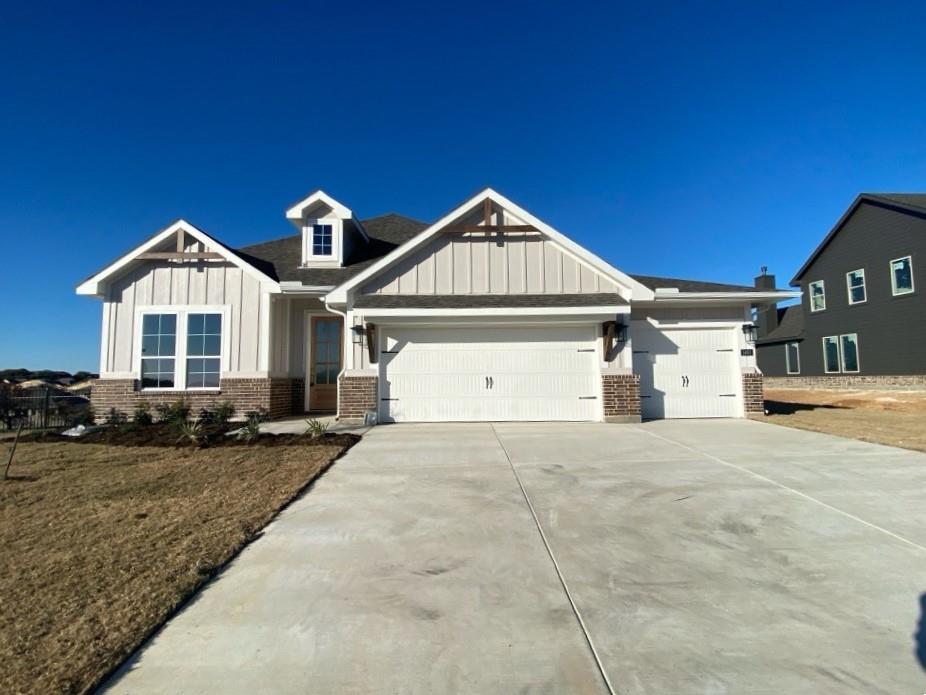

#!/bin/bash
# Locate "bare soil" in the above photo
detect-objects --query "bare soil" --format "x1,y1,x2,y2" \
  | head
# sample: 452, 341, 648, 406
764, 388, 926, 452
0, 437, 357, 694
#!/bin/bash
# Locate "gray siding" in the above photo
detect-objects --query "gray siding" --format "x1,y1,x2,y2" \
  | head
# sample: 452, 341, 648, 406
790, 200, 926, 376
757, 342, 790, 377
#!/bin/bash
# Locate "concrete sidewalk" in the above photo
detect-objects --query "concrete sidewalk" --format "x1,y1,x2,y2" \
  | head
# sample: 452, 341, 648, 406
104, 420, 926, 694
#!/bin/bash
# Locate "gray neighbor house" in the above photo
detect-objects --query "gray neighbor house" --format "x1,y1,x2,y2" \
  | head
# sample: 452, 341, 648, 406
757, 193, 926, 388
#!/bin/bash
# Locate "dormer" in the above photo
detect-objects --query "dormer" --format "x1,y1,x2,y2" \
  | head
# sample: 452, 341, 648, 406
286, 190, 369, 268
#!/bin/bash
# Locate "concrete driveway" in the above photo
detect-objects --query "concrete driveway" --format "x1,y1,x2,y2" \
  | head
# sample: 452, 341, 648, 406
105, 420, 926, 694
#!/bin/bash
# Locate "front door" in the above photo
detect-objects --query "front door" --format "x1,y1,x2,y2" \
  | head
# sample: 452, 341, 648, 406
309, 317, 342, 412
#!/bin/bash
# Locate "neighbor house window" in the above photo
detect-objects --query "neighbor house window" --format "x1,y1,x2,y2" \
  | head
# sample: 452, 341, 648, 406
809, 280, 826, 312
312, 223, 333, 256
846, 269, 866, 305
785, 342, 800, 375
890, 256, 914, 295
140, 314, 177, 388
186, 313, 222, 388
839, 333, 860, 373
822, 336, 840, 373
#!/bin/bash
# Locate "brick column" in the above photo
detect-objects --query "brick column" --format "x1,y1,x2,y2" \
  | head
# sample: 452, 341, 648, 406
601, 373, 641, 423
742, 372, 764, 416
338, 375, 378, 422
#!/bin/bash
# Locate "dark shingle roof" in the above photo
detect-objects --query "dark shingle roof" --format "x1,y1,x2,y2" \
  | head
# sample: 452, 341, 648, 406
869, 193, 926, 211
353, 293, 627, 309
756, 304, 804, 344
630, 274, 770, 293
236, 213, 428, 284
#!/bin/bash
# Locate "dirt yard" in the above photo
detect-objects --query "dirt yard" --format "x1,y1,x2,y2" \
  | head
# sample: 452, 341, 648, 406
764, 388, 926, 452
0, 437, 356, 695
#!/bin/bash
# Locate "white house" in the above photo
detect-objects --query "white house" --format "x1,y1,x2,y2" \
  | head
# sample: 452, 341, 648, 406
77, 188, 796, 422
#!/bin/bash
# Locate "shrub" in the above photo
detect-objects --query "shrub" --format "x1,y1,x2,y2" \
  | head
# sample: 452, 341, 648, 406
304, 418, 329, 439
175, 419, 203, 447
213, 400, 235, 426
105, 407, 127, 426
236, 413, 261, 443
155, 399, 190, 425
132, 402, 153, 426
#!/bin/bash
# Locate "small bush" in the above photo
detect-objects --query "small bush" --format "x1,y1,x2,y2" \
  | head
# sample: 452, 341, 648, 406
236, 413, 261, 443
175, 419, 203, 447
155, 399, 190, 425
105, 407, 127, 427
304, 418, 329, 439
132, 402, 153, 426
198, 401, 235, 428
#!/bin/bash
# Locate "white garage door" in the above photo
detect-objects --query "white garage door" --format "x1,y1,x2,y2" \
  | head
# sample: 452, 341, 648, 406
378, 325, 600, 422
631, 321, 741, 419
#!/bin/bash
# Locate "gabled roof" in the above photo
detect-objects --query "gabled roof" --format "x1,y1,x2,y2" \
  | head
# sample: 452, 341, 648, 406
630, 274, 772, 294
791, 193, 926, 286
325, 188, 656, 304
76, 219, 280, 296
238, 213, 427, 285
353, 293, 628, 309
756, 304, 804, 345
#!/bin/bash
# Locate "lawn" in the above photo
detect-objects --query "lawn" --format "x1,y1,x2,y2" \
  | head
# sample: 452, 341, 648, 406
764, 388, 926, 453
0, 435, 357, 695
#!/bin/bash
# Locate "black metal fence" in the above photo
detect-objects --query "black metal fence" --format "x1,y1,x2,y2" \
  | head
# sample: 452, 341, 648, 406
0, 388, 91, 431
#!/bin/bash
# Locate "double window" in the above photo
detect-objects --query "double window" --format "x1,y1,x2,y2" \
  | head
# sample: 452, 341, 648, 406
808, 280, 826, 312
846, 269, 866, 305
822, 334, 859, 374
785, 342, 800, 375
891, 256, 914, 296
140, 310, 224, 390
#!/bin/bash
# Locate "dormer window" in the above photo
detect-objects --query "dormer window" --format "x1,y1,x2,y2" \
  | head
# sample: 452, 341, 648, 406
312, 223, 333, 256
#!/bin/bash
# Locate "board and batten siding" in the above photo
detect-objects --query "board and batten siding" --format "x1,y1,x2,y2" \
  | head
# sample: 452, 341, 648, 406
360, 233, 623, 296
102, 261, 266, 375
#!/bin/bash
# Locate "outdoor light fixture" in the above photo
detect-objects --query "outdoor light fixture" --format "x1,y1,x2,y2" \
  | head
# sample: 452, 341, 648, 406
603, 320, 627, 355
351, 323, 366, 345
614, 321, 627, 343
742, 323, 758, 344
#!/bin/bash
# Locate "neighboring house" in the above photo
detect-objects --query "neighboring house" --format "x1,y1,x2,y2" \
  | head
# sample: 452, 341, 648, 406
77, 188, 795, 422
757, 193, 926, 388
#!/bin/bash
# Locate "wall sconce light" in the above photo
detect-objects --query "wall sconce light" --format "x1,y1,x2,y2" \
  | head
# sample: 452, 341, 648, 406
351, 324, 366, 345
603, 321, 627, 355
742, 323, 758, 344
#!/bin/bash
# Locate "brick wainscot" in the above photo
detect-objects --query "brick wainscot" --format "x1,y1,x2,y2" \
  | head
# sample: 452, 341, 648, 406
601, 373, 641, 423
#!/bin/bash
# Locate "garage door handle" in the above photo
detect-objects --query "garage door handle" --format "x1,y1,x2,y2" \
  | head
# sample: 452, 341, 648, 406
485, 376, 489, 389
489, 376, 494, 389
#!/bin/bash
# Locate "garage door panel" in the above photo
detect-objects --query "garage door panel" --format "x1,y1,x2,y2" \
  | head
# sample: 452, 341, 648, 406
379, 326, 599, 422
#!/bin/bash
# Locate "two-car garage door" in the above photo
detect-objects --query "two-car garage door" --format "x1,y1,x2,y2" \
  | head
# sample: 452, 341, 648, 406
378, 325, 600, 422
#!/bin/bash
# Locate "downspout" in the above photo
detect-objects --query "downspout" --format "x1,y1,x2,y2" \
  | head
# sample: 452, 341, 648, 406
324, 298, 349, 419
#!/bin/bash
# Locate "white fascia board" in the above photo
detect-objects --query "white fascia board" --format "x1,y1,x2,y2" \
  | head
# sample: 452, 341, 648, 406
279, 281, 336, 295
285, 190, 352, 221
652, 290, 801, 302
75, 219, 280, 297
357, 305, 630, 318
325, 187, 655, 305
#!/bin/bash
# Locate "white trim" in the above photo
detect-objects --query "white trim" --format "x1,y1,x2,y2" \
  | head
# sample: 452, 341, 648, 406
358, 305, 630, 318
302, 218, 341, 265
846, 269, 867, 305
785, 341, 800, 375
890, 255, 915, 296
325, 188, 655, 304
822, 335, 841, 373
133, 305, 231, 391
258, 292, 271, 373
76, 220, 279, 296
652, 290, 800, 303
838, 333, 861, 373
99, 302, 112, 374
280, 282, 336, 294
286, 190, 352, 222
808, 280, 826, 312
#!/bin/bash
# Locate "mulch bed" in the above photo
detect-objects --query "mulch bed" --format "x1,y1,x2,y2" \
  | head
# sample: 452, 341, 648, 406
0, 433, 358, 694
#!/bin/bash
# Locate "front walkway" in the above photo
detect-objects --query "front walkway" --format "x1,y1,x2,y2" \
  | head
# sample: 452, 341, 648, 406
105, 421, 926, 694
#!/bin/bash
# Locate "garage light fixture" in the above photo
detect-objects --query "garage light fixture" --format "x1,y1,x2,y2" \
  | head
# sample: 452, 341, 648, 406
351, 323, 366, 345
742, 323, 758, 344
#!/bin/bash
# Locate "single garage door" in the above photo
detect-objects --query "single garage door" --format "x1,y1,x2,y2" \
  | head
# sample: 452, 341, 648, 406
378, 325, 600, 422
631, 321, 741, 419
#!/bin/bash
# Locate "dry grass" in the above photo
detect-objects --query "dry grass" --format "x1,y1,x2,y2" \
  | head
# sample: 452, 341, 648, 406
764, 388, 926, 452
0, 439, 354, 694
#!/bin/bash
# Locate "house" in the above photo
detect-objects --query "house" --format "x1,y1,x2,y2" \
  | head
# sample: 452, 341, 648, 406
757, 193, 926, 388
77, 188, 795, 422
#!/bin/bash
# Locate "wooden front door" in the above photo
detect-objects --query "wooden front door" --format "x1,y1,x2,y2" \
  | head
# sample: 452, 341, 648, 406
309, 317, 342, 412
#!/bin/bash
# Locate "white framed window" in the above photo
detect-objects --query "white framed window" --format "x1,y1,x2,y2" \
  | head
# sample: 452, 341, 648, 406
302, 217, 342, 264
822, 336, 840, 373
311, 223, 333, 256
785, 342, 800, 375
822, 334, 860, 374
839, 333, 860, 373
890, 256, 914, 296
809, 280, 826, 312
136, 306, 228, 390
846, 269, 866, 305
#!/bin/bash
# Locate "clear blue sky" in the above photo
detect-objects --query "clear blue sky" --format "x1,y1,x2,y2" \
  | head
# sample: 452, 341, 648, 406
3, 1, 926, 372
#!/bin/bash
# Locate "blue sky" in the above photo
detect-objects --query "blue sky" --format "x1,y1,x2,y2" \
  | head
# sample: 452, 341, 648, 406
2, 1, 926, 372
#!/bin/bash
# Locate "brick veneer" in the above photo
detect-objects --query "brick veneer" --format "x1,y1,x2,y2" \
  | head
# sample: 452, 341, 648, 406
601, 373, 641, 423
764, 374, 926, 391
91, 377, 296, 420
338, 375, 378, 421
742, 372, 764, 416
